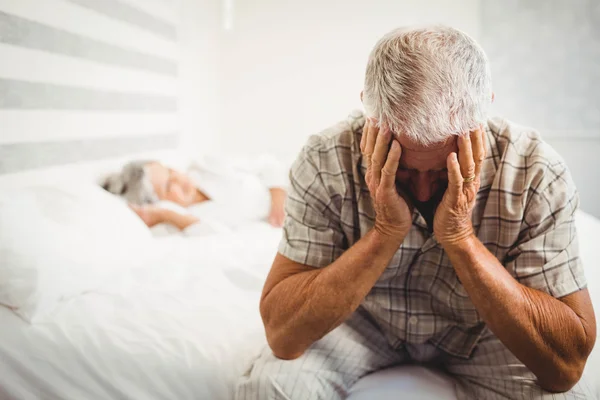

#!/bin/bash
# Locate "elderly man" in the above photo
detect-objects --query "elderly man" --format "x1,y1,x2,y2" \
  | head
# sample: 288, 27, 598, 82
235, 26, 597, 399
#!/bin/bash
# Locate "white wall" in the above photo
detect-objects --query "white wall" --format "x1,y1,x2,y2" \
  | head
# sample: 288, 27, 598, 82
480, 0, 600, 217
183, 0, 599, 216
218, 0, 481, 166
178, 0, 222, 157
545, 138, 600, 217
0, 0, 186, 173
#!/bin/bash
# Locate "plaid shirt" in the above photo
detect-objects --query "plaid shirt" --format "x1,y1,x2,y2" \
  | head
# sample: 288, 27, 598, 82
278, 110, 587, 359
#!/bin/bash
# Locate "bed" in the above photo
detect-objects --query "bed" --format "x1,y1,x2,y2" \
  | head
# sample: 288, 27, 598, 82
0, 224, 280, 400
0, 150, 279, 400
0, 156, 598, 400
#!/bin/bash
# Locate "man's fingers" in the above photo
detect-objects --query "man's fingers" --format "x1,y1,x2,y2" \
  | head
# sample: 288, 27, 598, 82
364, 120, 378, 165
458, 134, 475, 182
471, 127, 485, 178
371, 127, 391, 185
447, 152, 463, 198
380, 140, 401, 189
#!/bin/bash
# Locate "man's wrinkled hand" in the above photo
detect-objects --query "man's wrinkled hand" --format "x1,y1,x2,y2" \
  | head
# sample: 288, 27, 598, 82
434, 127, 486, 248
361, 119, 413, 244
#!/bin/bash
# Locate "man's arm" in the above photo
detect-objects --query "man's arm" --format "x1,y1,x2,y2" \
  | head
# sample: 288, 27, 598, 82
445, 238, 596, 392
262, 230, 402, 359
262, 120, 412, 359
434, 129, 596, 392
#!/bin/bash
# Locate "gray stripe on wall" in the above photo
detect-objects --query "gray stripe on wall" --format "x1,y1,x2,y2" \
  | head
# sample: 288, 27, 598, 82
67, 0, 177, 41
0, 11, 177, 76
0, 134, 179, 174
0, 78, 177, 112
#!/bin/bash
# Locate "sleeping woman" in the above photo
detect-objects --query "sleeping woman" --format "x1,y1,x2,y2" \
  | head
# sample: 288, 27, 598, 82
102, 154, 287, 235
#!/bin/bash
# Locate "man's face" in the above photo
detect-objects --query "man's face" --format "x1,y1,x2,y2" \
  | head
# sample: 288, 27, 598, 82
395, 135, 458, 207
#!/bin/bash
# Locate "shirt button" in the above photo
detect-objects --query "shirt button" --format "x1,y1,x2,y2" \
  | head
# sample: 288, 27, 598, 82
408, 316, 418, 325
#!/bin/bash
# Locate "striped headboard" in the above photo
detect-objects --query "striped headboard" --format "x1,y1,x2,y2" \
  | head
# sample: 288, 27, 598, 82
0, 0, 180, 174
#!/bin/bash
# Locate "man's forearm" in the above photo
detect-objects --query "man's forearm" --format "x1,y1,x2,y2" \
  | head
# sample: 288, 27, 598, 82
444, 236, 591, 391
261, 229, 403, 359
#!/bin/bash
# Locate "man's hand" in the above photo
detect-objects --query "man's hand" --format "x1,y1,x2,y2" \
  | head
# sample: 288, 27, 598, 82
434, 127, 485, 247
129, 204, 166, 227
436, 127, 596, 391
361, 119, 412, 243
268, 187, 286, 227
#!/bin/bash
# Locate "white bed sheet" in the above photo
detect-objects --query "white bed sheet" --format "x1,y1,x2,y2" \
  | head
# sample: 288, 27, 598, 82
1, 212, 599, 400
0, 223, 280, 400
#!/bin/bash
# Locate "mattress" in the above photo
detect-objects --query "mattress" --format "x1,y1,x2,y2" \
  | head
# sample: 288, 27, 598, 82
0, 223, 280, 400
1, 212, 599, 400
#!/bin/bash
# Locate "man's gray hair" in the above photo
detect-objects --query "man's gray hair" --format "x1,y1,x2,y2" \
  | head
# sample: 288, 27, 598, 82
101, 160, 158, 205
363, 25, 492, 145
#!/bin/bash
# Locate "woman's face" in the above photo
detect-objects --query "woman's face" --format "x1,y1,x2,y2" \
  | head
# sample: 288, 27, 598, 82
146, 163, 197, 206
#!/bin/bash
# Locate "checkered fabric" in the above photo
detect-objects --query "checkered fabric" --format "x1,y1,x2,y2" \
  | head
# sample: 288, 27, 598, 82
236, 111, 594, 400
278, 110, 587, 359
236, 310, 595, 399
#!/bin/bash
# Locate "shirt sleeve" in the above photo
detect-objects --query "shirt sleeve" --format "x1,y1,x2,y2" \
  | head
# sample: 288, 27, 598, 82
505, 166, 587, 298
250, 154, 289, 189
277, 137, 346, 268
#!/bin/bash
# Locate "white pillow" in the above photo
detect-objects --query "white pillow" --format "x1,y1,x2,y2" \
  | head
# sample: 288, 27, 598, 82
0, 184, 153, 322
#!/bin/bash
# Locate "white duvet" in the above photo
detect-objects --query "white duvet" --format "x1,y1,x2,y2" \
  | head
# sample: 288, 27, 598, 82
1, 214, 599, 400
0, 223, 281, 400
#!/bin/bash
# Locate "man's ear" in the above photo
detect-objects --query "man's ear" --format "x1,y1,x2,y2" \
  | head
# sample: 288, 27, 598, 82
360, 91, 364, 102
491, 92, 495, 103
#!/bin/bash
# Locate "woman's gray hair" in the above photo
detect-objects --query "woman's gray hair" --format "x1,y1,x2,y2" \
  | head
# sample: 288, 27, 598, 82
101, 160, 159, 205
363, 25, 492, 145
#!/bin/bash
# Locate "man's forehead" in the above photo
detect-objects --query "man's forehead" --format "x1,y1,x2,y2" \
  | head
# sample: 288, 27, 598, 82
397, 135, 458, 171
